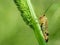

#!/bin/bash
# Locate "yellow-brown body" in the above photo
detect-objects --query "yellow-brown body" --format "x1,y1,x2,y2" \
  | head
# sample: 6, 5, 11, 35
39, 15, 48, 42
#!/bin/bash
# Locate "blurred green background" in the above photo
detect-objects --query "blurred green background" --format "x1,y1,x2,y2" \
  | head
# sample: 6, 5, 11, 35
0, 0, 60, 45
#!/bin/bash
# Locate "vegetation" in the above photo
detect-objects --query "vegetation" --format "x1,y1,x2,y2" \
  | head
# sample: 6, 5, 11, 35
14, 0, 46, 45
0, 0, 60, 45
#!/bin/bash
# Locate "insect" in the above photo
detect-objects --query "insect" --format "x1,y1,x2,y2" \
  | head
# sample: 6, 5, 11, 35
39, 14, 49, 42
39, 2, 54, 42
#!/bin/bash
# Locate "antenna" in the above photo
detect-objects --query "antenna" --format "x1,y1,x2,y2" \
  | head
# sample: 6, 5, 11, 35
44, 3, 53, 14
44, 0, 55, 15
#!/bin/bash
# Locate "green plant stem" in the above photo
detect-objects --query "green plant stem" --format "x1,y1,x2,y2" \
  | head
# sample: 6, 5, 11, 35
14, 0, 46, 45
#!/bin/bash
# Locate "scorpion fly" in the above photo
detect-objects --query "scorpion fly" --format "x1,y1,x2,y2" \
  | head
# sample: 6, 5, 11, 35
39, 3, 53, 42
39, 14, 49, 42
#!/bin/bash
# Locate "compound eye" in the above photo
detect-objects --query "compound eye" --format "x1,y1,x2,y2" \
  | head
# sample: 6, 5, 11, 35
43, 14, 45, 16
